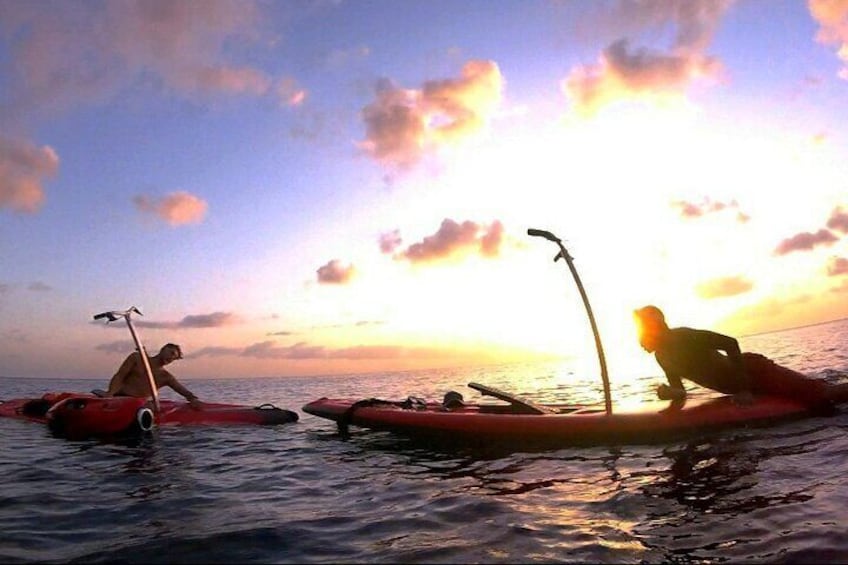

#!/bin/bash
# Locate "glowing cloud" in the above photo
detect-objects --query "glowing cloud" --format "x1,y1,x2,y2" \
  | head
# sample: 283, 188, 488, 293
671, 197, 749, 222
562, 0, 731, 114
827, 256, 848, 276
395, 219, 504, 263
774, 229, 838, 255
379, 229, 403, 254
134, 191, 208, 226
827, 205, 848, 233
695, 276, 753, 298
564, 39, 722, 114
809, 0, 848, 79
360, 60, 504, 170
0, 137, 59, 214
317, 259, 356, 284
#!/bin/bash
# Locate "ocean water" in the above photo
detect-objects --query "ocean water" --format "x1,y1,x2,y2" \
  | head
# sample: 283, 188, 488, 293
2, 319, 848, 564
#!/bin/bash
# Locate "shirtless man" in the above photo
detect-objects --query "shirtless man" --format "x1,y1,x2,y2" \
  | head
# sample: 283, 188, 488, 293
633, 305, 848, 409
107, 343, 202, 408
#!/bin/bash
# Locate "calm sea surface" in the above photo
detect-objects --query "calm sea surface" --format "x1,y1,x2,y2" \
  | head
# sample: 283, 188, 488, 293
2, 320, 848, 564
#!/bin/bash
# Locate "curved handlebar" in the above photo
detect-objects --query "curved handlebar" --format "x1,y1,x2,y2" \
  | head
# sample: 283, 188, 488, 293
93, 307, 143, 323
527, 228, 561, 243
527, 227, 612, 416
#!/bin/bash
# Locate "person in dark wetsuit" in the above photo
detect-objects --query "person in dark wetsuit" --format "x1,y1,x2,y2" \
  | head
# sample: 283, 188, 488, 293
633, 305, 848, 408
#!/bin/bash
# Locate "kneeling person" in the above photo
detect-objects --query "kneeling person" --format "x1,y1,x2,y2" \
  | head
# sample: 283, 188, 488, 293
107, 343, 202, 408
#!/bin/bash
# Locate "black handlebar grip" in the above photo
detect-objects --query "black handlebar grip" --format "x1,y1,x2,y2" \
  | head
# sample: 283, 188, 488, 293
527, 228, 560, 243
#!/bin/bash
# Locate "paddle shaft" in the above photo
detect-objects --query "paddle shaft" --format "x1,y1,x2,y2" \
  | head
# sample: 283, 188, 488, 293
528, 229, 612, 416
93, 308, 160, 413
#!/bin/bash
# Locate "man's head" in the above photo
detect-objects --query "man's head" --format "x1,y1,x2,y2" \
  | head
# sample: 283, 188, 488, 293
159, 343, 183, 365
633, 305, 668, 352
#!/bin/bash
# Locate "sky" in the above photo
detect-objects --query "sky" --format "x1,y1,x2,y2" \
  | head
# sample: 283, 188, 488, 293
1, 0, 848, 382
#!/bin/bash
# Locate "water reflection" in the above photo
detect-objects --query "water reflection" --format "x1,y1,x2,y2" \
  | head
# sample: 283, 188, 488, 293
642, 431, 821, 515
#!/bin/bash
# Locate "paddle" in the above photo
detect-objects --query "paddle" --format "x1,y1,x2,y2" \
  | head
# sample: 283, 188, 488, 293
93, 307, 161, 413
527, 228, 612, 416
468, 382, 557, 414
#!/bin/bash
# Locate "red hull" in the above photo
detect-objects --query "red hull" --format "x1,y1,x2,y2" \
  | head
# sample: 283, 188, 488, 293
302, 395, 816, 447
1, 392, 298, 440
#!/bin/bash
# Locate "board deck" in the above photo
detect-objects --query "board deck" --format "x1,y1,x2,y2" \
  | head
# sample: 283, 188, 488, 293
303, 387, 817, 447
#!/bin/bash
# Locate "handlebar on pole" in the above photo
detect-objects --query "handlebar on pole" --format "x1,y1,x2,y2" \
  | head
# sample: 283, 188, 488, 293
93, 307, 160, 413
527, 228, 612, 416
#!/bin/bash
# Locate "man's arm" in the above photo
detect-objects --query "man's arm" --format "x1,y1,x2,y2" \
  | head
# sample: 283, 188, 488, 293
107, 354, 136, 395
656, 358, 686, 400
697, 330, 751, 391
161, 371, 201, 407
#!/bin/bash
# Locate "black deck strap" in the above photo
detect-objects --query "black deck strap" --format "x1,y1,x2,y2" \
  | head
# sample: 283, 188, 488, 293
21, 398, 52, 417
336, 398, 413, 438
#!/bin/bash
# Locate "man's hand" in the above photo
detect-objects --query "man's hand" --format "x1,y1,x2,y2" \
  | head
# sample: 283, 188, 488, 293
656, 384, 686, 401
187, 397, 203, 410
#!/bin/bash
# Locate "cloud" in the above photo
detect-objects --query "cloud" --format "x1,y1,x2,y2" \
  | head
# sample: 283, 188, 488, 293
562, 1, 732, 114
809, 0, 848, 79
0, 1, 306, 115
827, 205, 848, 233
359, 60, 504, 170
189, 340, 437, 360
695, 276, 753, 298
129, 311, 241, 329
0, 136, 59, 214
317, 259, 356, 284
275, 77, 308, 107
95, 340, 136, 354
379, 229, 403, 254
774, 229, 838, 255
27, 281, 52, 292
671, 197, 749, 222
134, 191, 208, 226
564, 39, 722, 114
827, 256, 848, 276
394, 219, 505, 263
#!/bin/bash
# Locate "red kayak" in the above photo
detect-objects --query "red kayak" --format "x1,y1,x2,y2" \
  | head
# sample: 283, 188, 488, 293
302, 382, 818, 448
1, 392, 298, 440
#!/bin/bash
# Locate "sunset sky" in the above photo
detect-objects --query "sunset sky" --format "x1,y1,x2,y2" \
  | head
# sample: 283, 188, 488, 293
2, 0, 848, 381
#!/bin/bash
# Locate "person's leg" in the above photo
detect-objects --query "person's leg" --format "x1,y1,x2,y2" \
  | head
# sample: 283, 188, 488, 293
742, 352, 829, 406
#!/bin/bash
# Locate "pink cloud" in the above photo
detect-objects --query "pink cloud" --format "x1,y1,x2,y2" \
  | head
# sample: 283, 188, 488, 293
0, 1, 306, 114
379, 229, 403, 254
0, 136, 59, 214
396, 218, 505, 263
360, 60, 504, 170
695, 276, 753, 299
562, 0, 731, 115
671, 197, 748, 222
276, 77, 307, 107
191, 340, 438, 360
774, 229, 838, 255
317, 259, 356, 284
564, 39, 722, 114
809, 0, 848, 79
827, 256, 848, 276
111, 311, 241, 329
826, 206, 848, 233
134, 191, 208, 226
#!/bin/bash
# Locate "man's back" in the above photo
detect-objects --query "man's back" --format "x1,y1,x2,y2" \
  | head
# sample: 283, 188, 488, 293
655, 327, 744, 394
